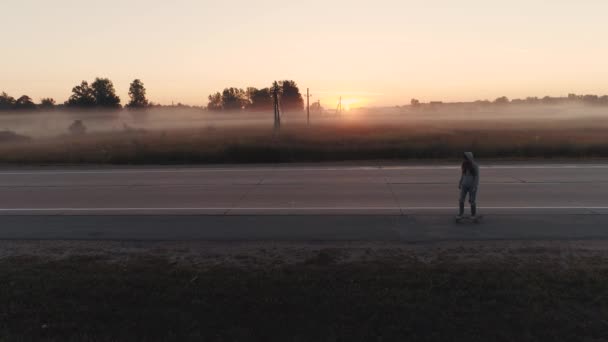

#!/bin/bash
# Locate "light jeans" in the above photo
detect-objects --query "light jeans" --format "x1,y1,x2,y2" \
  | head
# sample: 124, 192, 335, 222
459, 184, 478, 206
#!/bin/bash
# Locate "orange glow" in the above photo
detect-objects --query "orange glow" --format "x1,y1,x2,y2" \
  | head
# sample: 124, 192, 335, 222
342, 98, 359, 111
325, 98, 365, 111
3, 2, 608, 105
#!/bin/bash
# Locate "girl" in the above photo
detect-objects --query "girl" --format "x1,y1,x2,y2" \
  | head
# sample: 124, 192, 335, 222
458, 152, 480, 219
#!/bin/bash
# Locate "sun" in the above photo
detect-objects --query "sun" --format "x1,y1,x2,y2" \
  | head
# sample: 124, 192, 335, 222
338, 98, 361, 111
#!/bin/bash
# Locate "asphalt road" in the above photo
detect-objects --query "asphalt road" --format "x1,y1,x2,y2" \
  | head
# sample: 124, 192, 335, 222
1, 164, 608, 241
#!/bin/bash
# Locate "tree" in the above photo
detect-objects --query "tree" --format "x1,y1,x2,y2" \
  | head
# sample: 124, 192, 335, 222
245, 87, 257, 108
221, 87, 247, 111
91, 78, 121, 108
40, 98, 56, 109
474, 100, 491, 106
127, 79, 149, 109
69, 120, 87, 135
0, 92, 15, 103
246, 87, 273, 111
525, 97, 539, 104
207, 92, 223, 111
410, 99, 420, 107
66, 81, 96, 108
494, 96, 509, 105
0, 92, 16, 110
542, 96, 557, 104
14, 95, 36, 110
583, 94, 600, 104
310, 100, 323, 113
568, 93, 580, 101
279, 80, 304, 111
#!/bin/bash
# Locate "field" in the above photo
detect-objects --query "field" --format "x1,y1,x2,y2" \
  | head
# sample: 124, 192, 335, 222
1, 116, 608, 164
2, 240, 608, 341
0, 104, 607, 164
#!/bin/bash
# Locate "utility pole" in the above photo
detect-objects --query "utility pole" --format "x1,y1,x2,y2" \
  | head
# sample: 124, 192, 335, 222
336, 96, 342, 116
306, 88, 310, 125
272, 81, 281, 129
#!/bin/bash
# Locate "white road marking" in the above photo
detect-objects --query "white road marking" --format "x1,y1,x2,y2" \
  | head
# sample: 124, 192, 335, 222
1, 181, 606, 188
0, 164, 608, 175
0, 206, 606, 211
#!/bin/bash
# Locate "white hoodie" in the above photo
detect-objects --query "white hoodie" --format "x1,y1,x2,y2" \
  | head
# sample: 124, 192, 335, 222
460, 152, 480, 189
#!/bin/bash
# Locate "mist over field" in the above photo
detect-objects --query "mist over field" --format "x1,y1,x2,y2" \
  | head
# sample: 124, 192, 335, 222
0, 101, 606, 165
2, 102, 608, 139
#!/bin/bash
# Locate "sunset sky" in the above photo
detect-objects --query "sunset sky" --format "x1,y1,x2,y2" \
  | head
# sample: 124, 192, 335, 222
2, 0, 608, 107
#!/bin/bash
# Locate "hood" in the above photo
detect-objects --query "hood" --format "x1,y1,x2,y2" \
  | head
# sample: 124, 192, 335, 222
464, 152, 475, 162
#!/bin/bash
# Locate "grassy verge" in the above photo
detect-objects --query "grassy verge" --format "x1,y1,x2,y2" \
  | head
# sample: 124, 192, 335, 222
2, 120, 608, 164
2, 241, 608, 341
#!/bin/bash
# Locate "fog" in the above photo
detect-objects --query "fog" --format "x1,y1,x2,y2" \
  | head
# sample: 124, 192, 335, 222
1, 103, 608, 140
0, 108, 270, 138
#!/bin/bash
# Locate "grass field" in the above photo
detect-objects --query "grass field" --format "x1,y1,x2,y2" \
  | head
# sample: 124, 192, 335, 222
2, 241, 608, 341
1, 118, 608, 164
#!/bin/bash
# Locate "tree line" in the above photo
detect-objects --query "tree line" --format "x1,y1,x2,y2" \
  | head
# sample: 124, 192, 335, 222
0, 78, 306, 113
0, 78, 149, 111
485, 94, 608, 106
207, 80, 304, 112
4, 77, 608, 112
409, 93, 608, 108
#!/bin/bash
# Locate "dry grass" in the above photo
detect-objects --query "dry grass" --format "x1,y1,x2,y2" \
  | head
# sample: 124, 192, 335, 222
1, 118, 608, 164
2, 240, 608, 341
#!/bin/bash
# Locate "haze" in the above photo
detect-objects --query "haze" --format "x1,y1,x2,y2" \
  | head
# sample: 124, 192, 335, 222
2, 0, 608, 107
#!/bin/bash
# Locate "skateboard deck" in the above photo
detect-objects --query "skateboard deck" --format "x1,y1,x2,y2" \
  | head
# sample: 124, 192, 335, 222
455, 215, 483, 224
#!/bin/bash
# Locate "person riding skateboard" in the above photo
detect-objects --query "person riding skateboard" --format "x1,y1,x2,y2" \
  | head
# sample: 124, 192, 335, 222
457, 152, 480, 219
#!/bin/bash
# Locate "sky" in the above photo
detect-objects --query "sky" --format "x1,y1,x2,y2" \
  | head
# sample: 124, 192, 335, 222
2, 0, 608, 107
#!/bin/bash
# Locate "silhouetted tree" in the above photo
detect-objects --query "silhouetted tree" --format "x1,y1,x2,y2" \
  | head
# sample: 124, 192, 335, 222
0, 92, 16, 110
66, 81, 96, 108
410, 99, 420, 107
245, 88, 256, 104
525, 97, 539, 104
568, 93, 580, 101
91, 78, 121, 108
207, 92, 223, 111
246, 87, 272, 111
310, 100, 323, 113
583, 94, 600, 104
14, 95, 36, 110
127, 79, 148, 109
69, 120, 87, 135
40, 98, 56, 109
494, 96, 509, 105
279, 80, 304, 111
542, 96, 557, 104
474, 100, 492, 106
221, 88, 247, 111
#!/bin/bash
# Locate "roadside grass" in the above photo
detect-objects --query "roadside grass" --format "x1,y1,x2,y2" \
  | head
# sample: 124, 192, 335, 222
1, 120, 608, 164
2, 252, 608, 341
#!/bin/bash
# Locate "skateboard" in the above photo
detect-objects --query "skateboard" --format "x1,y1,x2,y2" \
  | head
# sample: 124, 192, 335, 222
455, 215, 483, 224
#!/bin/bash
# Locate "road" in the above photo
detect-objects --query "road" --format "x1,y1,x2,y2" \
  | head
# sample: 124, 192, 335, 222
1, 164, 608, 241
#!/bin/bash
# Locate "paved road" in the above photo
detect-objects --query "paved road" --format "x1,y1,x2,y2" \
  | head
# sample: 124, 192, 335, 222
1, 164, 608, 240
